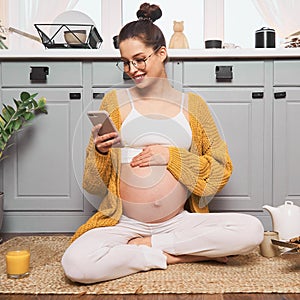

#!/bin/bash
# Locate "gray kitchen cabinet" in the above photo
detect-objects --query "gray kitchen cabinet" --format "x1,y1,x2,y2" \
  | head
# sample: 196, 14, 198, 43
0, 61, 85, 231
0, 56, 299, 232
192, 88, 264, 211
178, 61, 266, 212
273, 61, 300, 207
2, 88, 84, 211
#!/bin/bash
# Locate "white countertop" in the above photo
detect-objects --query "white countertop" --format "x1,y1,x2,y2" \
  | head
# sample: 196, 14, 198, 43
0, 48, 300, 59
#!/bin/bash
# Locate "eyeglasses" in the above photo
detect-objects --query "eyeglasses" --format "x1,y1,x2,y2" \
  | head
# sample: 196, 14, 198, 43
116, 46, 161, 72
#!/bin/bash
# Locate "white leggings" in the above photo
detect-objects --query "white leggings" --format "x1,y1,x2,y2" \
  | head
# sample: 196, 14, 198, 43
62, 211, 264, 284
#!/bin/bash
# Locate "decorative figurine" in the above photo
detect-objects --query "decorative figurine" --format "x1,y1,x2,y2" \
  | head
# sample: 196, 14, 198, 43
169, 21, 189, 49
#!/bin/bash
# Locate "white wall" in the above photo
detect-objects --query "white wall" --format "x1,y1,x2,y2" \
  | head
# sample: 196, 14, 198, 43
3, 0, 275, 50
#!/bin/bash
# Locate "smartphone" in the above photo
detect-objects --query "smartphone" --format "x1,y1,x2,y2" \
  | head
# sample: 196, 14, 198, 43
87, 110, 124, 148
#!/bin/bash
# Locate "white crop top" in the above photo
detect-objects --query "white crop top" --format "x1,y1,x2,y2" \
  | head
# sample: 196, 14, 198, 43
120, 89, 192, 163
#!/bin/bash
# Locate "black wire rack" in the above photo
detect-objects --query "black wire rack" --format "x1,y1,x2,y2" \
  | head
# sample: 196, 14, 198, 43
34, 24, 103, 49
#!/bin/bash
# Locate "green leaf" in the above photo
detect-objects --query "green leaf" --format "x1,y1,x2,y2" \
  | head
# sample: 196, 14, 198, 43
24, 112, 34, 121
32, 99, 38, 108
1, 131, 9, 143
22, 99, 31, 107
7, 121, 15, 134
27, 93, 38, 101
13, 99, 21, 108
13, 119, 22, 131
14, 108, 27, 118
20, 92, 30, 102
0, 135, 5, 144
0, 139, 6, 151
27, 102, 33, 110
0, 114, 6, 123
6, 105, 15, 116
2, 107, 12, 122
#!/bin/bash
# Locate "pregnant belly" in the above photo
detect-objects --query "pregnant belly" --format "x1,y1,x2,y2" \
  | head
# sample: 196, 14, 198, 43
120, 164, 188, 223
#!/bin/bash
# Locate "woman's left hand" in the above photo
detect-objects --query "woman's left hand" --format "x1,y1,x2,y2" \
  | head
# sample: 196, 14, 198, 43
130, 145, 169, 167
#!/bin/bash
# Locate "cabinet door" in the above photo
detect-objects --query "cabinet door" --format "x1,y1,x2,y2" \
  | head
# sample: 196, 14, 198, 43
2, 88, 84, 211
184, 88, 265, 211
273, 88, 300, 207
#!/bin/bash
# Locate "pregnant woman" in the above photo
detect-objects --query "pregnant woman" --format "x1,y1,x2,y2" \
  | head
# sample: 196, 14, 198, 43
62, 3, 264, 284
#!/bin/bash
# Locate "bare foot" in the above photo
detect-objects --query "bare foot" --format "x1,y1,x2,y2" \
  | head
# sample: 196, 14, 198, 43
214, 256, 229, 263
164, 252, 228, 264
127, 236, 152, 247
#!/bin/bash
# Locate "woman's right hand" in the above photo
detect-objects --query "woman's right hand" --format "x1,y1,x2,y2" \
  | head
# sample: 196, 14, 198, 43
92, 124, 119, 154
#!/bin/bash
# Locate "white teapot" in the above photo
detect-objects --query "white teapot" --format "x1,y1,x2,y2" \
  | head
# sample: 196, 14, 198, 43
263, 201, 300, 240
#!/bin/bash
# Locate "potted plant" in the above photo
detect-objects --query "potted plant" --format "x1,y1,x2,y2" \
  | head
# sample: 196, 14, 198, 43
0, 21, 8, 49
0, 91, 48, 243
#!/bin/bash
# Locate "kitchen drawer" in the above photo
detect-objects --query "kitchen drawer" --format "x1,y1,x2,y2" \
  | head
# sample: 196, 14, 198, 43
92, 62, 129, 86
274, 60, 300, 86
1, 62, 82, 87
92, 61, 174, 87
183, 61, 264, 86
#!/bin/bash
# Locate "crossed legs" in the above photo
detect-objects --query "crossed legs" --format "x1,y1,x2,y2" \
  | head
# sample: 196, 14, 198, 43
62, 211, 264, 283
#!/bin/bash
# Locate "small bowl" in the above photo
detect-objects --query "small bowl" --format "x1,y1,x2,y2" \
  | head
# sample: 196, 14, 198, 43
64, 30, 87, 45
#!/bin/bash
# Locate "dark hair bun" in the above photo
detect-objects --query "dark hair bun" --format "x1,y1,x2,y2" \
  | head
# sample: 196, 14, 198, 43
136, 3, 162, 22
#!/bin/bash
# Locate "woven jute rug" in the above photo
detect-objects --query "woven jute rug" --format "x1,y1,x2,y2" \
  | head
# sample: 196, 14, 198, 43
0, 235, 299, 295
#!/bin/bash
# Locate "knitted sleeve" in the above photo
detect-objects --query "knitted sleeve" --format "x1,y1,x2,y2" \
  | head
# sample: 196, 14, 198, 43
82, 90, 120, 195
82, 136, 113, 194
167, 93, 233, 203
71, 91, 122, 242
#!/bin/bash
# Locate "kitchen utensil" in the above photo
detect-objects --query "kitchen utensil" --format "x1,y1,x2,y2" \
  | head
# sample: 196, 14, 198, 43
255, 27, 275, 48
271, 239, 300, 250
280, 247, 300, 264
262, 201, 300, 240
8, 27, 41, 43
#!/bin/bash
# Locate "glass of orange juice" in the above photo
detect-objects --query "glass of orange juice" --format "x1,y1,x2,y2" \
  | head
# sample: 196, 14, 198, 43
6, 243, 31, 279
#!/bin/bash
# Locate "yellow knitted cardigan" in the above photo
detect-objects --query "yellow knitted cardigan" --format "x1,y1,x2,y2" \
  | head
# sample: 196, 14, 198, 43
71, 90, 233, 242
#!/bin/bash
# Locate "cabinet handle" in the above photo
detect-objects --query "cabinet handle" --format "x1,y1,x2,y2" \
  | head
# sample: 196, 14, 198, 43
252, 92, 264, 99
69, 93, 81, 100
30, 66, 49, 81
93, 93, 105, 100
215, 66, 233, 80
274, 91, 286, 99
